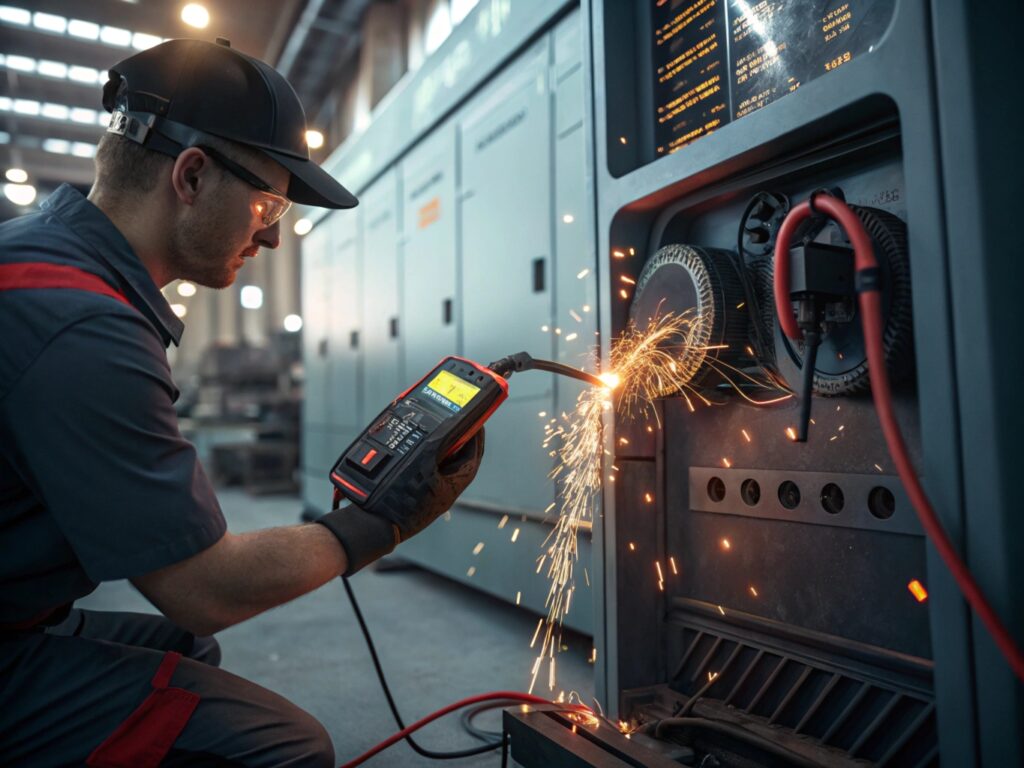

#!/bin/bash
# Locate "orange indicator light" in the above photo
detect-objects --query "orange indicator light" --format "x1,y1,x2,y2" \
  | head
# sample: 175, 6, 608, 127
908, 579, 928, 602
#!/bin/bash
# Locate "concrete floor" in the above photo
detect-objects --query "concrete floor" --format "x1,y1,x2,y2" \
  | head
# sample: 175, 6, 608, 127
78, 488, 595, 767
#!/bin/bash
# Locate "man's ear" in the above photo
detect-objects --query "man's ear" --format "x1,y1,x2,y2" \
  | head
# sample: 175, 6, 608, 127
171, 147, 212, 205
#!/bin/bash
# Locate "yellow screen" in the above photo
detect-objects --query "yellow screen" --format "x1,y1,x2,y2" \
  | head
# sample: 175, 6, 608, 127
426, 370, 480, 408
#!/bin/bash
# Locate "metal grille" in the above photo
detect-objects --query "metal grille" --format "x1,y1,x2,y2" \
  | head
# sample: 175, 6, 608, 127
667, 622, 938, 767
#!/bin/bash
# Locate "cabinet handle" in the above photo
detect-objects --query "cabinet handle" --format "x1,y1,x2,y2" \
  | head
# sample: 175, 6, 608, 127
349, 330, 360, 350
317, 339, 328, 358
532, 257, 546, 293
443, 299, 453, 325
389, 317, 399, 339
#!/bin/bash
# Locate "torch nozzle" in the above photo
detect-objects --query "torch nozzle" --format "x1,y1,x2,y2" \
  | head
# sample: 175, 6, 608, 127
488, 351, 611, 389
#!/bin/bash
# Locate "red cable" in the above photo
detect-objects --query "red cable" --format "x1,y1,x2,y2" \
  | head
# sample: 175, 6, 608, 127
774, 194, 1024, 682
338, 691, 568, 768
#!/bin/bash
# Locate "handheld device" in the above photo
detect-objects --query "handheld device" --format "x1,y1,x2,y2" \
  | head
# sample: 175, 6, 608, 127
330, 356, 509, 506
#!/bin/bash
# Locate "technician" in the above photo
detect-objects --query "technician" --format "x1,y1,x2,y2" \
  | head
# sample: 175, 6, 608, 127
0, 39, 483, 766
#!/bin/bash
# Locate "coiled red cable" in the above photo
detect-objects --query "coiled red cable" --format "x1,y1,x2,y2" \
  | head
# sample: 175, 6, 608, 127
774, 193, 1024, 682
338, 691, 564, 768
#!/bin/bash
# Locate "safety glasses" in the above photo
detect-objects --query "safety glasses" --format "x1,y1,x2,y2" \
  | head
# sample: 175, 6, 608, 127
195, 144, 292, 228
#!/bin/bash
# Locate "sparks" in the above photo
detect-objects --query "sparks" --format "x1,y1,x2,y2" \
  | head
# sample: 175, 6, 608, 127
619, 289, 629, 299
511, 528, 520, 543
908, 579, 928, 602
644, 492, 653, 503
717, 605, 726, 615
516, 591, 522, 605
467, 566, 476, 577
785, 427, 797, 441
874, 463, 884, 473
655, 561, 664, 581
569, 309, 583, 322
577, 268, 590, 279
721, 538, 731, 550
612, 249, 625, 258
722, 457, 732, 468
669, 557, 678, 575
472, 542, 485, 555
498, 514, 509, 529
749, 585, 758, 597
741, 429, 751, 442
620, 275, 636, 285
628, 542, 636, 551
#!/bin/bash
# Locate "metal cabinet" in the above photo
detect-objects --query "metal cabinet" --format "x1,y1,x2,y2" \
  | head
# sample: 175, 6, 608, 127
358, 170, 403, 425
400, 124, 459, 383
325, 210, 362, 461
458, 39, 556, 514
300, 221, 333, 511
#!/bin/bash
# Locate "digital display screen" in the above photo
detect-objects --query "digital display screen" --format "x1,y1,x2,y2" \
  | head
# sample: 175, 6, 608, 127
422, 370, 480, 413
652, 1, 894, 155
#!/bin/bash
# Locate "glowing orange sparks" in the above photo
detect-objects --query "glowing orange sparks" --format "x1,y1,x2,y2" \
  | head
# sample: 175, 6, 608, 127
722, 457, 732, 468
908, 579, 928, 602
785, 427, 797, 441
741, 429, 751, 442
669, 557, 678, 575
749, 585, 758, 597
644, 492, 653, 504
620, 275, 636, 285
721, 538, 731, 551
628, 542, 636, 551
619, 289, 629, 299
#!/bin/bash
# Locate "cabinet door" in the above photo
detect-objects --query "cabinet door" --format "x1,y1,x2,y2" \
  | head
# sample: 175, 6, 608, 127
458, 40, 555, 514
359, 170, 403, 424
300, 223, 332, 475
401, 125, 458, 383
459, 41, 554, 401
327, 210, 362, 450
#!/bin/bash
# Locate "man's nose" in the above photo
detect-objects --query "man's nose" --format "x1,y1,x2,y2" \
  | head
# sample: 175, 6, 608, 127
255, 220, 281, 250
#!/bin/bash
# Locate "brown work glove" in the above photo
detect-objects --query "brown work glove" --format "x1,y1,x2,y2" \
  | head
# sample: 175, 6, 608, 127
318, 428, 485, 576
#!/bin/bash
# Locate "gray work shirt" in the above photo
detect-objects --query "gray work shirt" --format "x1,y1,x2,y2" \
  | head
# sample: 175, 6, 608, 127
0, 184, 226, 625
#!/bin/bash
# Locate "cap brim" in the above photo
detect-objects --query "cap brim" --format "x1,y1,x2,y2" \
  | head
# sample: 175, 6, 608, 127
264, 148, 358, 209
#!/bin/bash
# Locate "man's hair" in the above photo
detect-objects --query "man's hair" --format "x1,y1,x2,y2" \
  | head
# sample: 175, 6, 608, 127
94, 131, 269, 199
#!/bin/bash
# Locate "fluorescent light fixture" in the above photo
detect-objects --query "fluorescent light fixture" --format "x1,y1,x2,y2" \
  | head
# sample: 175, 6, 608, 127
100, 26, 132, 46
284, 314, 303, 332
97, 112, 111, 127
6, 54, 34, 72
0, 6, 31, 25
176, 281, 197, 297
132, 32, 162, 50
293, 218, 313, 236
424, 4, 453, 55
37, 60, 68, 78
4, 183, 37, 206
42, 138, 71, 154
170, 303, 187, 318
0, 131, 10, 144
13, 99, 40, 115
68, 65, 101, 84
71, 142, 96, 158
70, 107, 97, 124
41, 103, 69, 120
5, 168, 28, 183
240, 285, 263, 310
305, 130, 324, 149
0, 97, 11, 111
181, 4, 210, 29
33, 12, 67, 33
67, 18, 99, 39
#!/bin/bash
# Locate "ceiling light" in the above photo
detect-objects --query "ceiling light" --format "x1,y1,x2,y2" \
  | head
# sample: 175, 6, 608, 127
424, 4, 453, 55
284, 314, 303, 332
5, 54, 34, 72
42, 139, 71, 154
67, 19, 99, 39
177, 281, 197, 297
13, 99, 40, 116
293, 218, 313, 236
240, 285, 263, 310
41, 103, 69, 120
33, 12, 67, 33
68, 65, 100, 84
305, 130, 324, 149
451, 0, 479, 24
4, 183, 37, 206
71, 142, 96, 158
132, 32, 162, 50
0, 6, 31, 25
70, 107, 97, 124
100, 26, 131, 46
170, 303, 187, 318
37, 60, 68, 78
181, 4, 210, 29
5, 168, 27, 183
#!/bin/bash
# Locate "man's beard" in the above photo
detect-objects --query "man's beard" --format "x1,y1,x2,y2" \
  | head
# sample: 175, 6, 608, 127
168, 203, 248, 289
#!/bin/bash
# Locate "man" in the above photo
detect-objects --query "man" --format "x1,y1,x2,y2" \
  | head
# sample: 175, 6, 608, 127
0, 39, 483, 766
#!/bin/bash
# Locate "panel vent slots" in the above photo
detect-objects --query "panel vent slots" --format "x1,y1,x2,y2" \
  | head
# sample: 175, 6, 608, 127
666, 623, 937, 767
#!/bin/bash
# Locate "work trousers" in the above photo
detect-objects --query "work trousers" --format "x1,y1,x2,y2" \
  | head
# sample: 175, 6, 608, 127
0, 609, 334, 767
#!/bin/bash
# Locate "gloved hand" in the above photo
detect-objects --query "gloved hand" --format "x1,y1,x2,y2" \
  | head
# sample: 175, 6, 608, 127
318, 428, 486, 576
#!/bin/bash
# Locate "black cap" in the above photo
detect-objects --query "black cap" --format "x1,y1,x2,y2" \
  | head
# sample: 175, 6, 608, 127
101, 38, 357, 209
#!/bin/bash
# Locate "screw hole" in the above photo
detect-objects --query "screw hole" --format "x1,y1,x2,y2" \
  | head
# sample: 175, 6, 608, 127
707, 477, 726, 502
820, 483, 844, 514
868, 486, 895, 519
740, 479, 760, 506
778, 480, 801, 510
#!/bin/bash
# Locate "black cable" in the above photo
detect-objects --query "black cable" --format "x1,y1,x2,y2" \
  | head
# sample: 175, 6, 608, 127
459, 701, 514, 743
650, 717, 820, 768
341, 577, 503, 759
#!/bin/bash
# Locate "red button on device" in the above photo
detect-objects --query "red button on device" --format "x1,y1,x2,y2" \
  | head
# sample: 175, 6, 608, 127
361, 448, 378, 465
